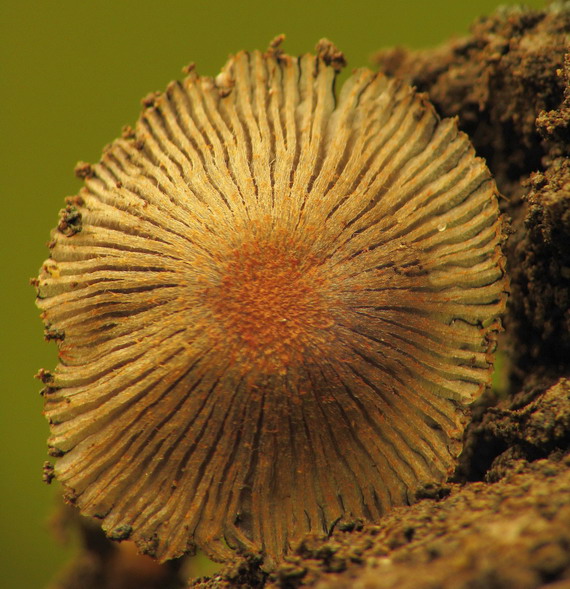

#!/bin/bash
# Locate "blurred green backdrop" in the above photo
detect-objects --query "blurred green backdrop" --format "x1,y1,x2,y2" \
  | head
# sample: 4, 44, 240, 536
1, 0, 543, 586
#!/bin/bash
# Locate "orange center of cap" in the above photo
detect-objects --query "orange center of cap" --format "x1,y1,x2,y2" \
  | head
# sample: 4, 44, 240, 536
207, 239, 336, 375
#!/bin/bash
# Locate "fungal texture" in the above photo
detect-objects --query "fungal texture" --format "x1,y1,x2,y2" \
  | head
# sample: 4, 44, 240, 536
36, 44, 508, 565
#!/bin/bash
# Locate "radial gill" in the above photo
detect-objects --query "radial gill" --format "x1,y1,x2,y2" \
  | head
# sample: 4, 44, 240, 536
35, 40, 508, 565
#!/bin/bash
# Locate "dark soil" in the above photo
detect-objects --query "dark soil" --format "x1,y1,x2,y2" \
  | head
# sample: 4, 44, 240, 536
48, 3, 570, 588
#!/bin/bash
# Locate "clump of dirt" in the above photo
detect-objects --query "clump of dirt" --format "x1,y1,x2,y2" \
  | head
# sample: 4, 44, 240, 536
509, 157, 570, 386
459, 378, 570, 482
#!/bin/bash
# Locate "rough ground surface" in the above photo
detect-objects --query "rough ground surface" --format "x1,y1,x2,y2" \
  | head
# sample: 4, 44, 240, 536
48, 3, 570, 588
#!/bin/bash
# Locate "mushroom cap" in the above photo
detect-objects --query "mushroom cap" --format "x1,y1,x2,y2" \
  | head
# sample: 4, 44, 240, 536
36, 42, 508, 564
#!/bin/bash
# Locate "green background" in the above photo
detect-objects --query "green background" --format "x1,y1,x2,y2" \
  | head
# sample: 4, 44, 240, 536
1, 1, 543, 586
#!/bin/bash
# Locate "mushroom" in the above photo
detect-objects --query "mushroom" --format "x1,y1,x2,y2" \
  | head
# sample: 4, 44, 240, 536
35, 40, 508, 565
